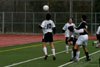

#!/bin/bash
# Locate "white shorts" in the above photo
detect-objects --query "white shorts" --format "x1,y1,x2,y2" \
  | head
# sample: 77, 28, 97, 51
76, 34, 88, 46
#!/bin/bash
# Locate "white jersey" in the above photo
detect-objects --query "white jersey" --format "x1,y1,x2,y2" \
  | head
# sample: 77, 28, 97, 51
96, 26, 100, 34
41, 20, 55, 34
69, 29, 84, 38
62, 22, 75, 37
74, 29, 84, 34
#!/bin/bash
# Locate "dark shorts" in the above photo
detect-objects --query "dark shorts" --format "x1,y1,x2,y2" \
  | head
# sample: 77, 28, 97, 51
73, 38, 77, 45
96, 34, 100, 43
42, 32, 53, 42
65, 37, 74, 44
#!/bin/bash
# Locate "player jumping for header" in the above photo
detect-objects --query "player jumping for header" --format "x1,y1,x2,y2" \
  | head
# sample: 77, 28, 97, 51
38, 13, 56, 60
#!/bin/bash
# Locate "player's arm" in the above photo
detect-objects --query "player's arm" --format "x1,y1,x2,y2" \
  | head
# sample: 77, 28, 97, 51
62, 24, 66, 33
74, 28, 88, 34
76, 22, 86, 29
96, 26, 100, 34
74, 29, 84, 33
39, 21, 46, 29
52, 21, 56, 34
53, 27, 56, 34
62, 29, 65, 33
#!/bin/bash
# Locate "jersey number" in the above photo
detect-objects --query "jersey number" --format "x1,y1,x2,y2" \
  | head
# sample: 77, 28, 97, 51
47, 24, 52, 29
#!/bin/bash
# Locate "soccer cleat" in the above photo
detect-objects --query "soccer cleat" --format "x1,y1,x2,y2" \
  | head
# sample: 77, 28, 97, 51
96, 46, 99, 48
74, 58, 79, 62
44, 55, 48, 60
53, 56, 56, 60
69, 58, 74, 61
86, 58, 91, 61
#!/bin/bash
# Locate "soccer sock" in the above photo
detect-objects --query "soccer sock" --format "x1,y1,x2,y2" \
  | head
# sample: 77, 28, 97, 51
96, 44, 98, 47
73, 49, 77, 58
85, 52, 89, 59
43, 47, 48, 55
76, 51, 80, 60
52, 49, 55, 56
66, 45, 69, 52
96, 44, 99, 47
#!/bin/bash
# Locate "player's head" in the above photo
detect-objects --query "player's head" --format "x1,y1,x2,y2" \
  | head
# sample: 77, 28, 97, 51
68, 26, 74, 32
46, 13, 51, 20
69, 18, 73, 23
81, 15, 87, 21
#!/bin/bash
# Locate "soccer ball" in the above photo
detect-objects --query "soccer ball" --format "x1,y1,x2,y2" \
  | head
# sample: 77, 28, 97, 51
43, 5, 49, 11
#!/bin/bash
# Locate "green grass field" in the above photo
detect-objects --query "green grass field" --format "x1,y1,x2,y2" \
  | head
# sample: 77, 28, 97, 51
0, 40, 100, 67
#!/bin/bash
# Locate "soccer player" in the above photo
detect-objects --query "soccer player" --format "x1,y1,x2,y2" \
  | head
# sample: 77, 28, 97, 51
39, 13, 56, 60
68, 26, 89, 61
73, 15, 91, 61
93, 25, 100, 48
62, 18, 75, 53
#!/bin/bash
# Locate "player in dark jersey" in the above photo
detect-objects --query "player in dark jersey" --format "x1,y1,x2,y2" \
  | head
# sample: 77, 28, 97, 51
73, 15, 91, 61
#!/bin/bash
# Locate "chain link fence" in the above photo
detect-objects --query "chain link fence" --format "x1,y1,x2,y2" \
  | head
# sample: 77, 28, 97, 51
0, 0, 98, 34
0, 12, 100, 34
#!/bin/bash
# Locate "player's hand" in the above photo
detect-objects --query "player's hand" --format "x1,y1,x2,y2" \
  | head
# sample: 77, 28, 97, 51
38, 24, 42, 29
37, 24, 40, 26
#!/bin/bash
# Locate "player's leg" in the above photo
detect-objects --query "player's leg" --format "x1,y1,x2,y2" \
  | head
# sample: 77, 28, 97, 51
76, 46, 80, 61
82, 45, 91, 61
82, 35, 90, 61
65, 37, 69, 53
73, 36, 83, 61
73, 44, 80, 61
50, 42, 56, 60
70, 38, 77, 60
42, 42, 48, 60
49, 32, 56, 60
70, 45, 78, 61
43, 42, 47, 54
71, 45, 74, 59
42, 34, 48, 60
96, 34, 100, 48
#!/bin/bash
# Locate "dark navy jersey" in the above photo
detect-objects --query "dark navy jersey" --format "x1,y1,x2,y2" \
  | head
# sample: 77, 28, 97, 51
77, 21, 88, 35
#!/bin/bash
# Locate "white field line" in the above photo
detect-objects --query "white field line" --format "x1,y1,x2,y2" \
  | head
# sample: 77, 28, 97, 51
58, 50, 100, 67
4, 49, 72, 67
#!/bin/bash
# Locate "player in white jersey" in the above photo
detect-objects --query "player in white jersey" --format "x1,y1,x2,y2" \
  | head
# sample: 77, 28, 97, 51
62, 18, 75, 53
39, 14, 56, 60
93, 25, 100, 48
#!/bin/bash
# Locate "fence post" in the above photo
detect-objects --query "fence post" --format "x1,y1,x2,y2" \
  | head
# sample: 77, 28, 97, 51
24, 12, 26, 33
2, 12, 5, 34
11, 12, 13, 33
91, 12, 93, 34
75, 12, 77, 25
24, 0, 27, 33
95, 13, 97, 33
33, 13, 34, 33
54, 12, 56, 23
